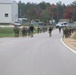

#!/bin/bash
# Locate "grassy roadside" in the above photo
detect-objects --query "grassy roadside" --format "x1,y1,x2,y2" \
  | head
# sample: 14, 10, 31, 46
0, 25, 52, 38
0, 27, 42, 38
0, 27, 14, 37
62, 31, 76, 51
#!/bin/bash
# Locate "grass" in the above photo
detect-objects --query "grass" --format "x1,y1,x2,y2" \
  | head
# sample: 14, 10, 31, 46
0, 25, 50, 38
0, 27, 40, 38
0, 27, 14, 37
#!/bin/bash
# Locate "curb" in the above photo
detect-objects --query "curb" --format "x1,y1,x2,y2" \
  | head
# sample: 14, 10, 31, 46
61, 38, 76, 54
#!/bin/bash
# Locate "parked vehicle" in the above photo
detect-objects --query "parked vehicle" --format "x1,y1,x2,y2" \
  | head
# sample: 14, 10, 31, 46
14, 21, 21, 26
56, 22, 68, 28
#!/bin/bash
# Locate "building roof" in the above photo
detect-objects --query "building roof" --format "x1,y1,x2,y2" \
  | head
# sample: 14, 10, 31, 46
0, 0, 17, 4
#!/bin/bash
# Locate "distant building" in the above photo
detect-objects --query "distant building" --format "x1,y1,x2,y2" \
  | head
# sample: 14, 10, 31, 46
0, 0, 18, 24
59, 19, 70, 23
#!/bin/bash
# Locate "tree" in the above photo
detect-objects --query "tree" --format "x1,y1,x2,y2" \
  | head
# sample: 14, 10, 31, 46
26, 3, 37, 21
38, 1, 47, 10
18, 1, 26, 18
63, 6, 74, 22
48, 4, 57, 22
72, 9, 76, 21
40, 9, 51, 24
56, 1, 66, 21
18, 0, 76, 23
70, 1, 76, 9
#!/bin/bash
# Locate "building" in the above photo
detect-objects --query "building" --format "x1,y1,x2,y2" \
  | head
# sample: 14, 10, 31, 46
0, 0, 18, 24
59, 19, 70, 23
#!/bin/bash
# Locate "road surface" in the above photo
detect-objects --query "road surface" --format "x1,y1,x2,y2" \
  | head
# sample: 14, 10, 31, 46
0, 29, 76, 75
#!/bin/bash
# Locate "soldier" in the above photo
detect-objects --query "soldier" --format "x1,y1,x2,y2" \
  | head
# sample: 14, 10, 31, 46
13, 25, 20, 37
29, 25, 35, 37
37, 26, 40, 33
62, 27, 66, 38
48, 26, 53, 37
62, 27, 69, 38
22, 26, 27, 37
27, 27, 30, 36
58, 26, 61, 33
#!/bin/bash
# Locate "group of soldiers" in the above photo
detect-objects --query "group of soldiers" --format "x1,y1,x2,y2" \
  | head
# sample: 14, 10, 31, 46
62, 26, 76, 38
13, 25, 35, 37
13, 25, 48, 37
13, 25, 76, 38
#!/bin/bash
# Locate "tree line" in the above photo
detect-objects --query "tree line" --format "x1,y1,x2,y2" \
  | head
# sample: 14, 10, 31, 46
18, 0, 76, 24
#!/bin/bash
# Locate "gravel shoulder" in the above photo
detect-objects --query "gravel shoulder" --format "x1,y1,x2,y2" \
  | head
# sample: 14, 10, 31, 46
63, 38, 76, 51
63, 32, 76, 51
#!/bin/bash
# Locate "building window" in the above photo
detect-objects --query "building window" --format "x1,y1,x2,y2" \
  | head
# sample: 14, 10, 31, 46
5, 13, 8, 17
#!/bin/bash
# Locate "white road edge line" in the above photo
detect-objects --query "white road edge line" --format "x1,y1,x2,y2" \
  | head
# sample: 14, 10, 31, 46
61, 38, 76, 54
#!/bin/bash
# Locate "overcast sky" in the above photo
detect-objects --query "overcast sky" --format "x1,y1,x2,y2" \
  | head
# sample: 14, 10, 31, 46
16, 0, 75, 5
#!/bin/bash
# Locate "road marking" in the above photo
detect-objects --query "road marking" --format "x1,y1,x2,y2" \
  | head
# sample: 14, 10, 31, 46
61, 38, 76, 54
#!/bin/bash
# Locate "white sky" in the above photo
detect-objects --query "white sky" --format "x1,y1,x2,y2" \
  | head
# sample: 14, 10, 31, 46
16, 0, 75, 5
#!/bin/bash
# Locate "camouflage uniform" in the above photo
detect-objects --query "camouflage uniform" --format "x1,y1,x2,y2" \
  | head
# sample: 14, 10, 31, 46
58, 27, 61, 33
29, 25, 35, 37
13, 25, 20, 37
22, 27, 27, 37
37, 26, 40, 33
62, 27, 71, 38
49, 26, 53, 37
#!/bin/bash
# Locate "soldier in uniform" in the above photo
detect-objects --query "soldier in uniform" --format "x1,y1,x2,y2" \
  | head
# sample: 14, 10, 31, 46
13, 25, 20, 37
37, 26, 40, 33
62, 27, 69, 38
22, 26, 27, 37
29, 25, 35, 37
48, 26, 53, 37
58, 26, 61, 33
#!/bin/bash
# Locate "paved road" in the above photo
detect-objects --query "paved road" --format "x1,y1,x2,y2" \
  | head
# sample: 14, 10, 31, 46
0, 29, 76, 75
